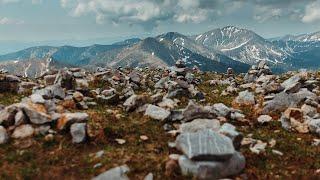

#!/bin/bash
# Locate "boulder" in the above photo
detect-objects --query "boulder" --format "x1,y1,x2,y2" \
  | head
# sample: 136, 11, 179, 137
308, 119, 320, 136
218, 123, 243, 150
301, 104, 317, 117
93, 165, 130, 180
123, 94, 149, 112
30, 94, 46, 104
57, 113, 89, 130
178, 152, 245, 180
234, 90, 255, 105
70, 123, 87, 143
144, 105, 170, 121
0, 126, 8, 144
257, 115, 272, 124
179, 119, 220, 133
12, 124, 34, 139
175, 129, 235, 161
181, 101, 216, 122
212, 103, 231, 117
263, 89, 316, 114
281, 75, 302, 93
19, 103, 52, 125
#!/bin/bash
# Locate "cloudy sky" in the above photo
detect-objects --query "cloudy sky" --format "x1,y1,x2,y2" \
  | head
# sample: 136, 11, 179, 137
1, 0, 320, 43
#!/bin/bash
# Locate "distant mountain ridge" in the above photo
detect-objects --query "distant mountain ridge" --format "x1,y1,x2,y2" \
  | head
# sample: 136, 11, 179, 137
1, 26, 320, 77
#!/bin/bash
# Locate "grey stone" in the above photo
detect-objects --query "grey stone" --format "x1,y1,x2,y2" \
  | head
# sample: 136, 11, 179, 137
257, 115, 272, 124
308, 119, 320, 136
212, 103, 231, 117
154, 77, 168, 89
301, 104, 317, 117
30, 94, 46, 104
46, 85, 65, 99
19, 103, 52, 125
57, 112, 89, 130
218, 123, 243, 150
70, 123, 87, 143
128, 71, 141, 84
0, 126, 8, 144
144, 173, 153, 180
12, 124, 34, 139
178, 152, 245, 180
14, 110, 26, 125
179, 119, 220, 133
176, 129, 235, 161
235, 90, 255, 105
34, 125, 51, 136
144, 105, 170, 121
281, 75, 302, 93
0, 105, 18, 126
181, 101, 216, 122
263, 89, 317, 114
123, 94, 149, 112
93, 165, 130, 180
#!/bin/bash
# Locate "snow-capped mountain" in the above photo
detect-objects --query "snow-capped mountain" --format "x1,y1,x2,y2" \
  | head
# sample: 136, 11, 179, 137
192, 26, 287, 65
278, 31, 320, 42
106, 37, 249, 73
1, 26, 320, 76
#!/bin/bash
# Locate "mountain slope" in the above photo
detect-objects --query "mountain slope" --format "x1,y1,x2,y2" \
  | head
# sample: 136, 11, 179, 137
106, 37, 249, 73
192, 26, 287, 65
157, 32, 250, 71
277, 32, 320, 42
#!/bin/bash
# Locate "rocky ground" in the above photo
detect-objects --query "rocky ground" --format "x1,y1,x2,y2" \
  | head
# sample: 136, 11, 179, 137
0, 61, 319, 180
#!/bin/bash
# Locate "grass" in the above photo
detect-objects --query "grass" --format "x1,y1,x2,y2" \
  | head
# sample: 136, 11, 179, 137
0, 72, 319, 179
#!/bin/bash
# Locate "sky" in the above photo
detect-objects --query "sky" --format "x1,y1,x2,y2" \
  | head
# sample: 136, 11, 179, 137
0, 0, 320, 46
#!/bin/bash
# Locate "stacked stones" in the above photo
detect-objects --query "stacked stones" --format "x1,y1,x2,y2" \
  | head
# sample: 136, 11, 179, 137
0, 73, 21, 93
0, 72, 91, 145
165, 101, 246, 179
244, 60, 272, 83
235, 61, 320, 136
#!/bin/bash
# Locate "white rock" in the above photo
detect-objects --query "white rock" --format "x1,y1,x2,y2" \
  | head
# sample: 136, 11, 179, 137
0, 126, 8, 144
12, 124, 34, 139
145, 104, 170, 121
93, 165, 130, 180
257, 115, 272, 124
70, 123, 87, 143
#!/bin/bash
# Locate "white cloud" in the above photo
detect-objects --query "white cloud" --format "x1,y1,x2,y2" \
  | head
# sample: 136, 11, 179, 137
302, 0, 320, 23
0, 17, 24, 25
31, 0, 42, 4
0, 0, 19, 3
59, 0, 241, 29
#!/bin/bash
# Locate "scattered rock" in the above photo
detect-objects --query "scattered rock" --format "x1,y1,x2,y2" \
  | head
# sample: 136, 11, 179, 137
70, 123, 87, 143
234, 90, 255, 105
179, 119, 220, 133
145, 104, 170, 121
93, 165, 130, 180
0, 126, 9, 144
175, 129, 235, 161
12, 124, 35, 139
257, 115, 272, 124
178, 152, 245, 180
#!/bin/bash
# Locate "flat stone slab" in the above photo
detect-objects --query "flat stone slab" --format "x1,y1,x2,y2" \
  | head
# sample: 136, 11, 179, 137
93, 165, 130, 180
179, 119, 220, 133
178, 152, 245, 180
175, 129, 235, 161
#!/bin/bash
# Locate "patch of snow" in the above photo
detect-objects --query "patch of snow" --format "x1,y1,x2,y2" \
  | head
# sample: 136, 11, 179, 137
195, 34, 203, 41
220, 39, 251, 51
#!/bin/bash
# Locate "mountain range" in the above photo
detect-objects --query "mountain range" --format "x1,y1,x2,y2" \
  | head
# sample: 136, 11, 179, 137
1, 26, 320, 77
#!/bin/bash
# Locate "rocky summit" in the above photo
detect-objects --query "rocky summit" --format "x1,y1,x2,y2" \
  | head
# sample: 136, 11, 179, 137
0, 60, 319, 179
